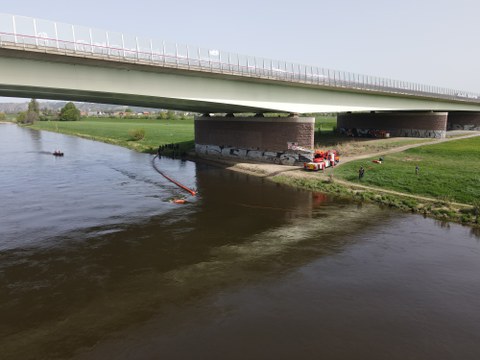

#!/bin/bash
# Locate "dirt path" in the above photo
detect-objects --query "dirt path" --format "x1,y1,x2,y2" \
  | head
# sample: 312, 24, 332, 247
331, 178, 471, 208
340, 131, 480, 165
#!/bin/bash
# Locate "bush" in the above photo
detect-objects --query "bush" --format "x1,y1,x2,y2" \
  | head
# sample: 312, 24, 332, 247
16, 112, 27, 123
128, 128, 145, 141
16, 110, 38, 124
59, 102, 81, 121
166, 110, 177, 120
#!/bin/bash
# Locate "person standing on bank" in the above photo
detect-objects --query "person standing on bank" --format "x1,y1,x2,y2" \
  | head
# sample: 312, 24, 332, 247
359, 166, 365, 180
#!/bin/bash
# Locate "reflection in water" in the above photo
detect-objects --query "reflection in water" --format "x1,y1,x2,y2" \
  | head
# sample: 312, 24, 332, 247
1, 125, 480, 360
0, 170, 389, 359
435, 219, 451, 230
24, 127, 43, 153
470, 226, 480, 240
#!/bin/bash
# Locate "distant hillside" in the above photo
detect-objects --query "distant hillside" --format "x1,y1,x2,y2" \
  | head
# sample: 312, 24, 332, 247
0, 101, 163, 114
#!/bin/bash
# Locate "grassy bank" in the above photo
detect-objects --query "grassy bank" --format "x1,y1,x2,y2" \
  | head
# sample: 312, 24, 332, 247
1, 114, 17, 122
272, 173, 479, 226
28, 117, 195, 153
333, 137, 480, 205
266, 135, 480, 226
272, 176, 480, 225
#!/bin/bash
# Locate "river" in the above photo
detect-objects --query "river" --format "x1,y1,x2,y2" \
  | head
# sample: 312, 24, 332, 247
1, 123, 480, 359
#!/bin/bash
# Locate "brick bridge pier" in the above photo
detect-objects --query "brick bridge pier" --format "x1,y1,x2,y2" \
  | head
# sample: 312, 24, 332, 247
194, 114, 315, 165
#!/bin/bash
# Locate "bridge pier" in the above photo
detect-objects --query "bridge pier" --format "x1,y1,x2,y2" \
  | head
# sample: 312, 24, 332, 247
447, 112, 480, 131
194, 115, 315, 165
337, 111, 448, 138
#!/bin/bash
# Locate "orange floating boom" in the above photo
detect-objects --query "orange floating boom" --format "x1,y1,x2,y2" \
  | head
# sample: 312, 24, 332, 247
152, 155, 197, 196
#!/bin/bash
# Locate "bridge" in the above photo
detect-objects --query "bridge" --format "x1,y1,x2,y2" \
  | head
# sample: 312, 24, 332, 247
1, 13, 480, 164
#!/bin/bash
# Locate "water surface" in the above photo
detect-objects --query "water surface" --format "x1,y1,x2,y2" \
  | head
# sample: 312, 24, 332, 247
1, 124, 479, 359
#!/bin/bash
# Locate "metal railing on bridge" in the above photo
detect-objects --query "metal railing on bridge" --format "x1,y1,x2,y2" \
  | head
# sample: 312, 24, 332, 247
0, 13, 479, 104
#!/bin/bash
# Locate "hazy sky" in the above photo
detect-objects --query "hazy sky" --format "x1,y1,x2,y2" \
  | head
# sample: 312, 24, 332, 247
1, 0, 479, 103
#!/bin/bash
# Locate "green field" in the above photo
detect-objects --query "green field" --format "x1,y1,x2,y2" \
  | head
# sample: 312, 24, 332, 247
334, 137, 480, 205
28, 114, 338, 154
29, 117, 195, 153
314, 115, 337, 132
3, 114, 16, 121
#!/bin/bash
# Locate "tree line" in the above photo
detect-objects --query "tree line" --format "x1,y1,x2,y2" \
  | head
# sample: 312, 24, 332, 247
16, 99, 80, 124
14, 99, 194, 124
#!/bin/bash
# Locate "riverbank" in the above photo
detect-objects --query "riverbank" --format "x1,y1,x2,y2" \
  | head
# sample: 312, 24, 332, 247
23, 119, 480, 226
204, 159, 478, 226
197, 133, 480, 227
28, 117, 195, 154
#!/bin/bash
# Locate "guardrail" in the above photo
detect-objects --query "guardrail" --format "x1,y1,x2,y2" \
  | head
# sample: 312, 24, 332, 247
1, 13, 479, 104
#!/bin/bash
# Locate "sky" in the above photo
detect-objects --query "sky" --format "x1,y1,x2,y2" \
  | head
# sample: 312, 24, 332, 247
1, 0, 479, 102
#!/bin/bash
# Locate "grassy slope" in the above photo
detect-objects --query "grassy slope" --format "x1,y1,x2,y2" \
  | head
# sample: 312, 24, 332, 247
334, 137, 480, 204
29, 117, 195, 153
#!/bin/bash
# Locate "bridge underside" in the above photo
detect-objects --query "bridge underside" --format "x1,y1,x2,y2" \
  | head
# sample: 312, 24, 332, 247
0, 84, 268, 114
2, 47, 480, 114
2, 47, 480, 164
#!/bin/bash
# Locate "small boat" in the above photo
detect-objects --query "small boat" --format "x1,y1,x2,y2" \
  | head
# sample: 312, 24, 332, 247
53, 150, 64, 157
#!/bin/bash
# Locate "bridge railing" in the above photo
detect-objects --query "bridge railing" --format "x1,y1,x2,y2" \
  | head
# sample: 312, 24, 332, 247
1, 13, 479, 104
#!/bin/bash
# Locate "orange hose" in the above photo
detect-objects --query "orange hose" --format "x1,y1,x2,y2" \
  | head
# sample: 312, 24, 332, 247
152, 155, 197, 196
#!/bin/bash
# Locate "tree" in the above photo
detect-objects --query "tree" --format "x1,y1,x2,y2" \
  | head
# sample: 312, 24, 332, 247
156, 112, 168, 120
22, 98, 40, 123
28, 98, 40, 114
25, 111, 39, 124
166, 110, 177, 120
59, 102, 81, 121
0, 112, 6, 121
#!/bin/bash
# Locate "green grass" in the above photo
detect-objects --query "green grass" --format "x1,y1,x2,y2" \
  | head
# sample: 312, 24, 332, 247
28, 114, 337, 154
334, 137, 480, 205
315, 115, 337, 132
3, 114, 17, 122
29, 117, 195, 153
